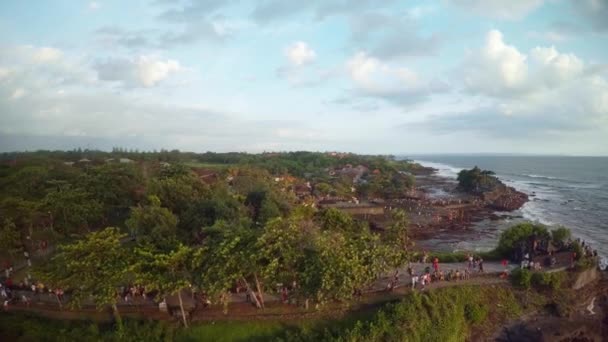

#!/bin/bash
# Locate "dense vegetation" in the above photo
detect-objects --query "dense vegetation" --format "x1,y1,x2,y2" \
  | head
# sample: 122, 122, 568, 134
0, 150, 419, 329
456, 166, 499, 193
1, 150, 594, 341
0, 285, 528, 342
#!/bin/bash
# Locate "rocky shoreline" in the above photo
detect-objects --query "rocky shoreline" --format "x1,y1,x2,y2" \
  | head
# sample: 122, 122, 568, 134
391, 165, 529, 241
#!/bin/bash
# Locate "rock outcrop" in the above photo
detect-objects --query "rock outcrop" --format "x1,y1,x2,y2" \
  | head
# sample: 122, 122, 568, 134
481, 183, 529, 211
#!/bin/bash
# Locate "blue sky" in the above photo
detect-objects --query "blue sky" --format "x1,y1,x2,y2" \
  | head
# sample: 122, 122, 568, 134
0, 0, 607, 155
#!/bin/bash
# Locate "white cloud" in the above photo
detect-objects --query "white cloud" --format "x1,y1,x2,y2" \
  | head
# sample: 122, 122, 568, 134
10, 88, 26, 100
530, 46, 584, 87
0, 44, 335, 152
89, 2, 101, 11
348, 12, 442, 59
408, 5, 437, 19
32, 47, 63, 63
347, 52, 421, 95
284, 41, 316, 66
462, 30, 528, 96
423, 30, 608, 142
135, 56, 181, 87
0, 45, 63, 65
461, 30, 587, 97
345, 51, 446, 105
95, 55, 182, 88
446, 0, 545, 20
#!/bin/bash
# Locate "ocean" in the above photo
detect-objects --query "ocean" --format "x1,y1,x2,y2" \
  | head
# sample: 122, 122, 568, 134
407, 155, 608, 257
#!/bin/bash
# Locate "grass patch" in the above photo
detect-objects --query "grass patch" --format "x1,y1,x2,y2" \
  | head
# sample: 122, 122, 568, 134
176, 321, 285, 342
280, 285, 525, 342
0, 285, 546, 342
418, 249, 502, 263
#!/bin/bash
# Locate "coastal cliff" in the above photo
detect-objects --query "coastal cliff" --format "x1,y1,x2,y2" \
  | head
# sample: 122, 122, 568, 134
494, 272, 607, 342
457, 166, 529, 211
481, 183, 529, 211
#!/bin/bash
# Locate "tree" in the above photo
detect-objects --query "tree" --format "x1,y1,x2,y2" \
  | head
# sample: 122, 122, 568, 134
551, 226, 571, 249
457, 166, 498, 193
496, 223, 550, 259
179, 184, 250, 238
42, 184, 102, 235
79, 164, 143, 214
0, 197, 41, 244
305, 231, 368, 303
319, 208, 355, 233
383, 209, 411, 268
0, 218, 22, 262
196, 225, 263, 311
131, 244, 201, 327
126, 196, 178, 250
35, 227, 130, 329
313, 182, 333, 197
148, 171, 207, 216
257, 212, 317, 307
1, 166, 49, 199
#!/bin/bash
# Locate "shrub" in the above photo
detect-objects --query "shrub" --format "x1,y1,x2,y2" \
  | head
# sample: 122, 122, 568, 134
464, 303, 487, 324
531, 272, 564, 291
574, 257, 596, 271
570, 241, 583, 260
496, 223, 550, 257
511, 268, 532, 289
550, 227, 571, 249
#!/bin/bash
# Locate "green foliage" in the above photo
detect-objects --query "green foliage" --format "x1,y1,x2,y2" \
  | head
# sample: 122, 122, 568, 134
457, 166, 498, 193
0, 313, 175, 342
80, 163, 143, 211
257, 214, 311, 289
574, 257, 596, 271
43, 184, 103, 235
464, 303, 487, 324
35, 227, 129, 314
131, 243, 202, 327
196, 225, 258, 300
0, 166, 50, 199
148, 171, 207, 215
301, 228, 391, 304
0, 197, 44, 240
319, 208, 355, 232
179, 183, 249, 236
495, 223, 550, 257
570, 240, 583, 260
131, 243, 200, 299
286, 286, 521, 342
126, 196, 179, 250
530, 271, 564, 291
551, 227, 571, 249
510, 268, 532, 289
0, 218, 22, 259
177, 321, 284, 342
313, 182, 333, 196
382, 209, 411, 267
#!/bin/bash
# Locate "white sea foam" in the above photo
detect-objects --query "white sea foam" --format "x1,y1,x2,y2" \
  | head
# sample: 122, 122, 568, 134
524, 174, 558, 180
414, 160, 463, 179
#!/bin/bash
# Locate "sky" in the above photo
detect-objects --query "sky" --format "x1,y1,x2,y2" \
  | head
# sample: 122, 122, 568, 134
0, 0, 607, 155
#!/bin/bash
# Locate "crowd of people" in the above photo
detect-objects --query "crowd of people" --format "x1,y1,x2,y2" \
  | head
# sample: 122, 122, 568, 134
381, 254, 493, 292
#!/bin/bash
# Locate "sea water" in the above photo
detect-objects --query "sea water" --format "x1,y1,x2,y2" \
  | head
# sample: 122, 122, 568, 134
406, 155, 608, 257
